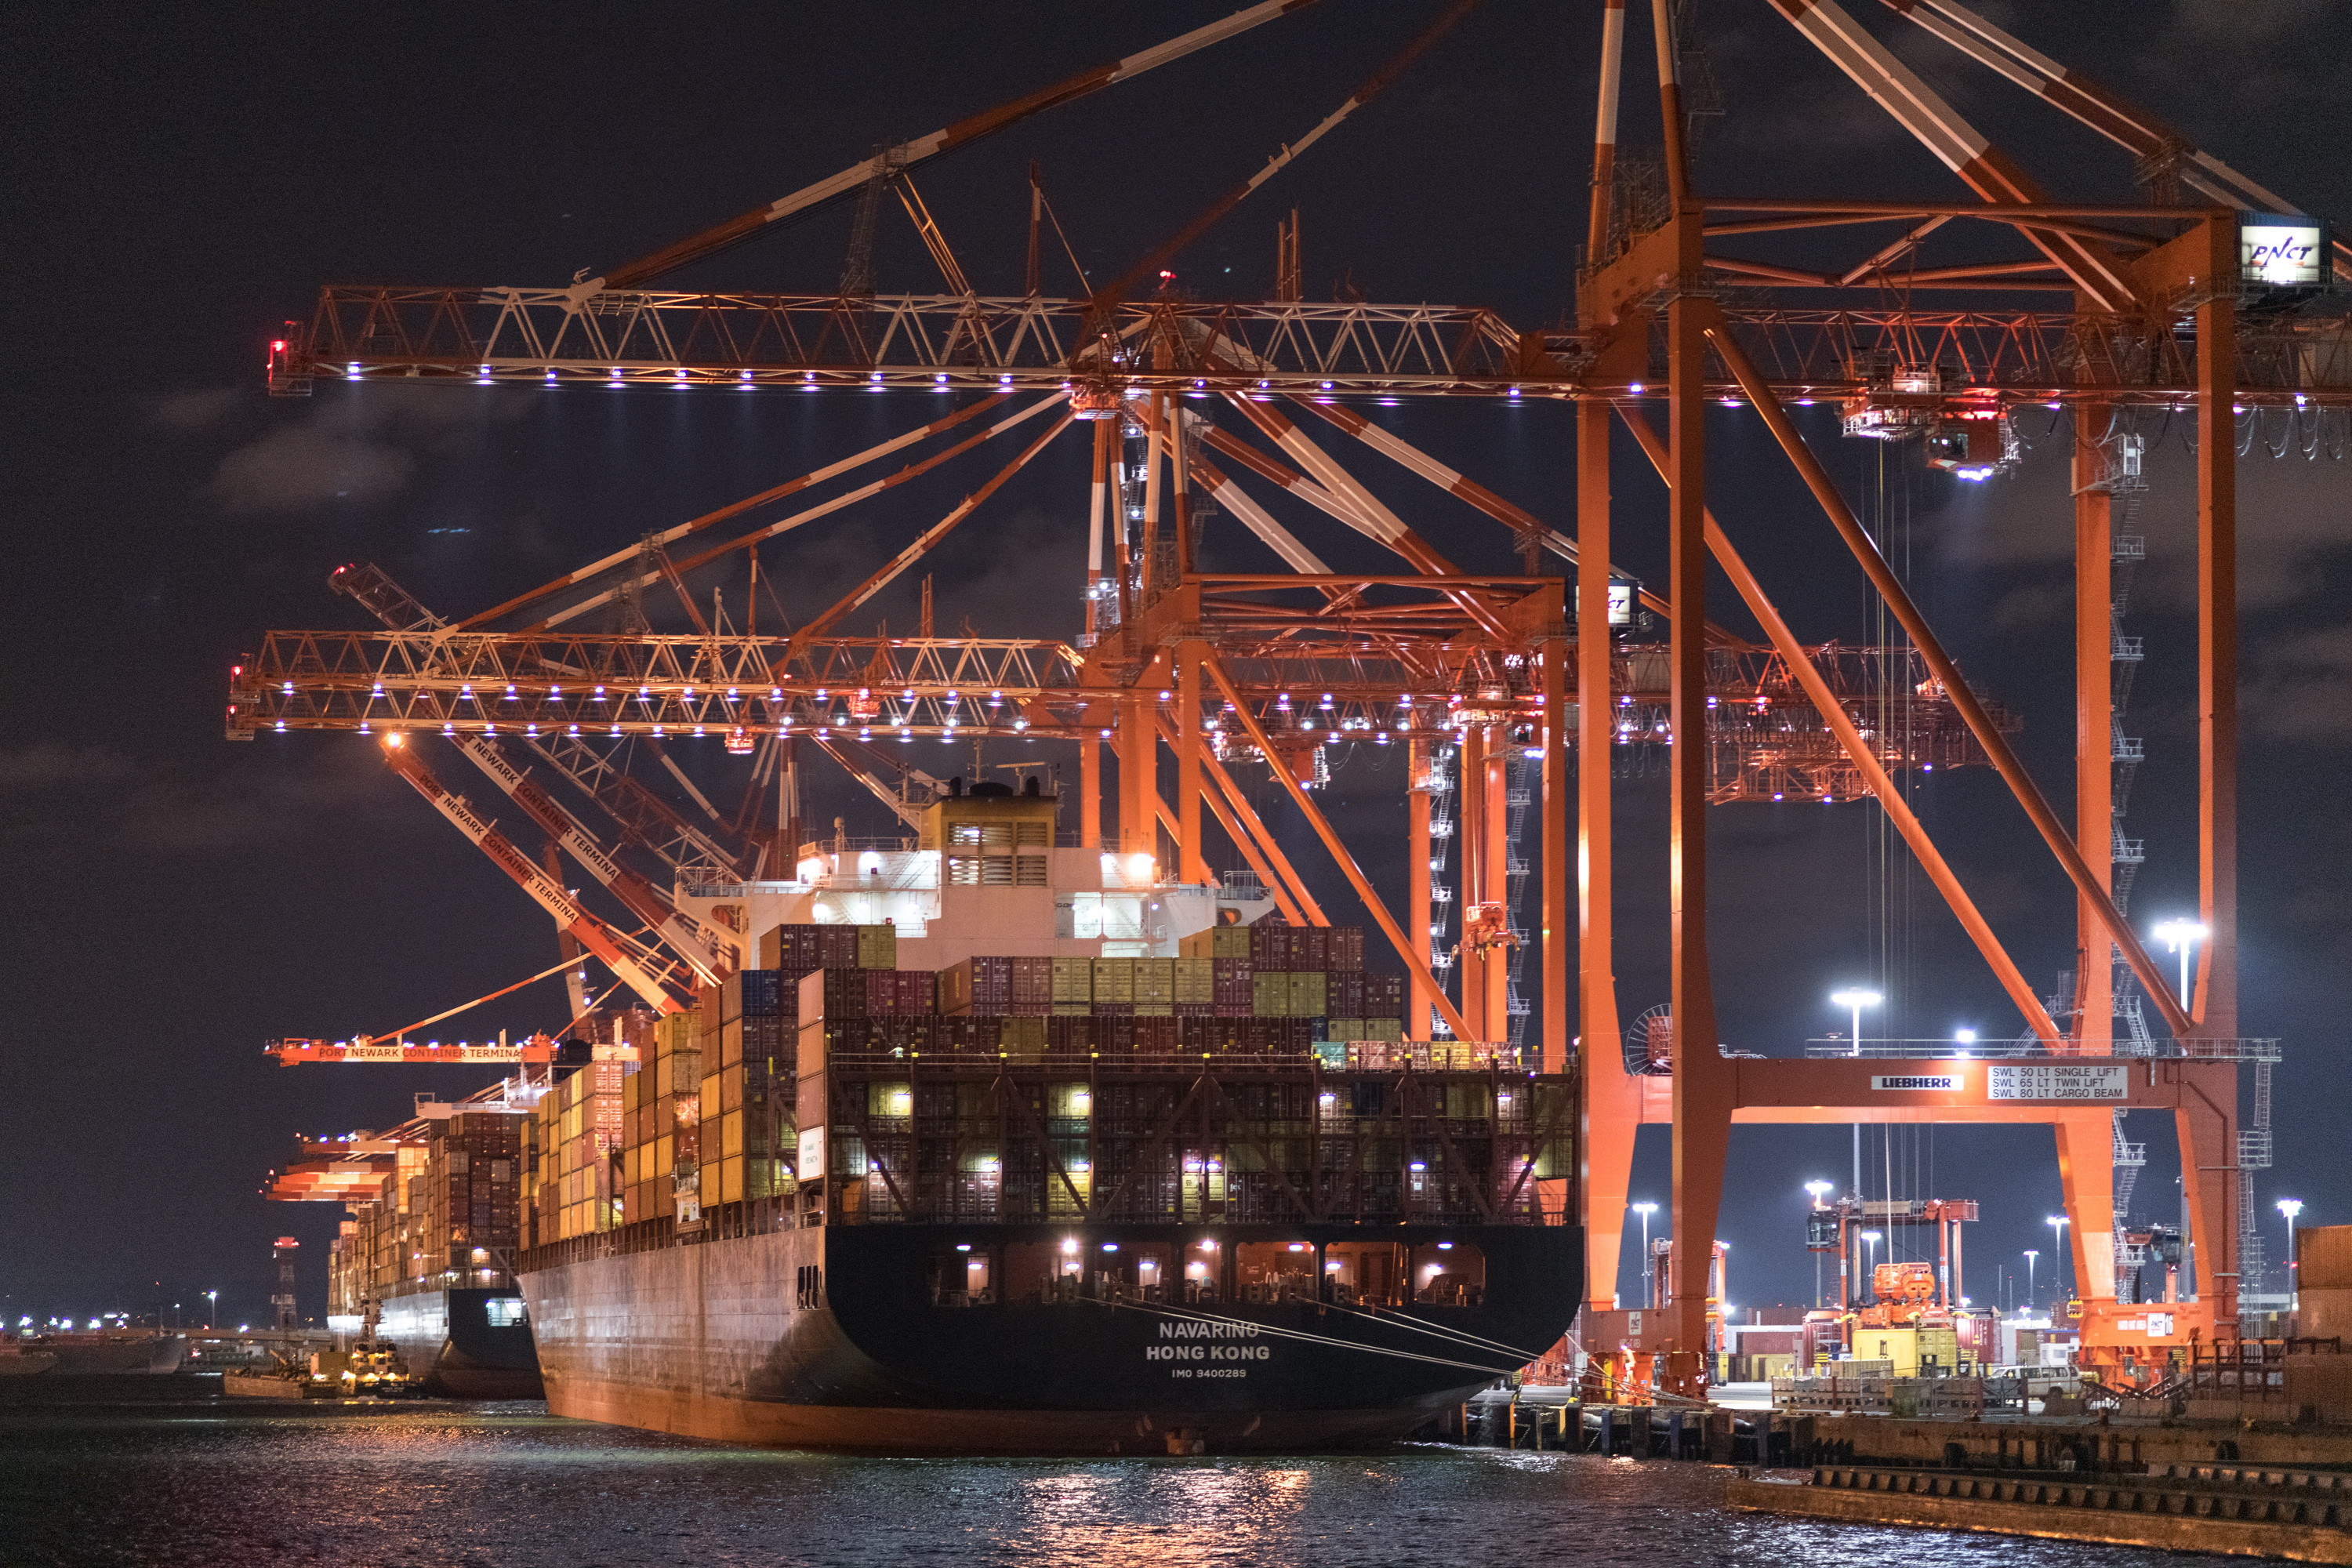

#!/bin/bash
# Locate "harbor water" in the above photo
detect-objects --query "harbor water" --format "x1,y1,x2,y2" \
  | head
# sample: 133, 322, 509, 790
0, 1400, 2250, 1566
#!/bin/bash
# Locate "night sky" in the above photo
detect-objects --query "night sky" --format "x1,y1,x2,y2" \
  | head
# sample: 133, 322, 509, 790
5, 2, 2347, 1329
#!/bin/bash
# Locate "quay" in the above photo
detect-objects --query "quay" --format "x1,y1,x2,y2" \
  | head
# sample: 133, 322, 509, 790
1732, 1461, 2352, 1564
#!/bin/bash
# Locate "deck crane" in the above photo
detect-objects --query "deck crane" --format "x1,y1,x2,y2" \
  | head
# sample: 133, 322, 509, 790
378, 732, 684, 1013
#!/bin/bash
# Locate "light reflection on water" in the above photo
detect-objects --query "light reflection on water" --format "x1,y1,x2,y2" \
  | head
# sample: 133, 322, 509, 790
0, 1402, 2246, 1567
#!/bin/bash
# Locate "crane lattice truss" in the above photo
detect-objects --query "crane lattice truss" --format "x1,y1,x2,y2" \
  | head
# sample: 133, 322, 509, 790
239, 0, 2343, 1392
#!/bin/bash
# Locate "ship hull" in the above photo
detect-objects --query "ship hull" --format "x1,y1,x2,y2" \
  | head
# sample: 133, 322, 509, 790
520, 1222, 1580, 1454
374, 1286, 543, 1399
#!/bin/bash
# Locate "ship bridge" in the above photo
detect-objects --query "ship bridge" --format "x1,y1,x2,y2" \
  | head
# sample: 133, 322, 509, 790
675, 783, 1276, 971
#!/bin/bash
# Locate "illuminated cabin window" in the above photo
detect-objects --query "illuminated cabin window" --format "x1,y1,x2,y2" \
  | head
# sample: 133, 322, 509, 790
947, 855, 981, 885
950, 823, 983, 847
485, 1298, 528, 1327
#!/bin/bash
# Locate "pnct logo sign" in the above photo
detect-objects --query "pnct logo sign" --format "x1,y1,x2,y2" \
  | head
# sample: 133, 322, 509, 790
2241, 220, 2325, 287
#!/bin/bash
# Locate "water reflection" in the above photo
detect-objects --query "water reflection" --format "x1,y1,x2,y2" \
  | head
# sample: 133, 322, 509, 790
0, 1405, 2251, 1568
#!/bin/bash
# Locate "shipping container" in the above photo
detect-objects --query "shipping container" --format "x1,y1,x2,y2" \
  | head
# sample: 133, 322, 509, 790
1091, 956, 1134, 1004
1051, 956, 1092, 1004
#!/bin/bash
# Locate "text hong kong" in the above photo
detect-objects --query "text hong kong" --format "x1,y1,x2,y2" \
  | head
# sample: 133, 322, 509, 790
1146, 1320, 1273, 1362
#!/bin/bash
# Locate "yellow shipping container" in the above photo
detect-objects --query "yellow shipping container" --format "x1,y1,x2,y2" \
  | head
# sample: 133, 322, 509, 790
1853, 1327, 1922, 1377
1003, 1017, 1047, 1057
720, 1109, 745, 1160
1091, 957, 1134, 1004
1134, 957, 1174, 1005
1174, 957, 1214, 1004
701, 1073, 720, 1125
1051, 957, 1092, 1004
717, 1156, 744, 1204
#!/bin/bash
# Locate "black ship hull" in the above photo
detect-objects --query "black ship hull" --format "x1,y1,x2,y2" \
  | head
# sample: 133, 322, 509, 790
375, 1286, 543, 1399
519, 1221, 1580, 1454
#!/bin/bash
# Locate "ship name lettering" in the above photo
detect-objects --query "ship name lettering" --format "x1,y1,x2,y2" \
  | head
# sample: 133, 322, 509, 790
1156, 1320, 1262, 1340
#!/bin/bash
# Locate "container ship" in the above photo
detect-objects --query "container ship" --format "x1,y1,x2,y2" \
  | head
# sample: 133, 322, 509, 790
308, 1110, 545, 1399
511, 783, 1581, 1454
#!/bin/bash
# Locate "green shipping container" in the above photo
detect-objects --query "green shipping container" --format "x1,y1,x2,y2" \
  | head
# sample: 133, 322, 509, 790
1363, 1017, 1405, 1043
1174, 957, 1214, 1004
1214, 924, 1252, 959
1289, 971, 1327, 1017
856, 924, 897, 970
1252, 971, 1287, 1017
1322, 1018, 1364, 1043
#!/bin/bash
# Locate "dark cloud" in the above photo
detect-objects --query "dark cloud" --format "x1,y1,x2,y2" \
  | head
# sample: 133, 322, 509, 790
148, 385, 245, 433
0, 742, 135, 789
205, 382, 532, 514
211, 421, 416, 512
2246, 626, 2352, 742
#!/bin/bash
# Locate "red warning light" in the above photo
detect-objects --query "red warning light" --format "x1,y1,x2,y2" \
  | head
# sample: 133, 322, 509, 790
272, 339, 286, 351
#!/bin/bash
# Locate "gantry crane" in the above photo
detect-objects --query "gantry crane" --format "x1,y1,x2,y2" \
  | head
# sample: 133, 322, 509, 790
236, 0, 2348, 1396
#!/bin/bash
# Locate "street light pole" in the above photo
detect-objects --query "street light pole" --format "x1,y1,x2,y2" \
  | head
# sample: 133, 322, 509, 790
2048, 1214, 2071, 1308
2278, 1199, 2304, 1314
1632, 1202, 1658, 1309
1861, 1230, 1882, 1305
1829, 989, 1882, 1211
2152, 919, 2209, 1015
1806, 1180, 1834, 1308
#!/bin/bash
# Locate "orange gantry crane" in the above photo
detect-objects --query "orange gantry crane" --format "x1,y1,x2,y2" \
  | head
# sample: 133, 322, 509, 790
234, 0, 2347, 1394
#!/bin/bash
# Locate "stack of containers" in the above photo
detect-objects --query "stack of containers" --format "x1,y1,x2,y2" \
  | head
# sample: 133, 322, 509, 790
697, 966, 793, 1210
620, 1010, 704, 1228
533, 1062, 625, 1240
431, 1110, 523, 1272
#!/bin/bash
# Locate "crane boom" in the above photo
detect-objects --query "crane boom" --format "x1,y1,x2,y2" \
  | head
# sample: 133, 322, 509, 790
326, 561, 746, 887
379, 735, 683, 1012
592, 0, 1326, 290
453, 734, 733, 985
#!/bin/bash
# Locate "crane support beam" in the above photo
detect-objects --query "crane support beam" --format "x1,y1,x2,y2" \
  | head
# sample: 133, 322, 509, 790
269, 287, 2352, 405
468, 395, 1007, 629
539, 394, 1068, 630
1762, 0, 2136, 310
801, 407, 1074, 637
1618, 406, 2062, 1045
1203, 655, 1472, 1042
593, 0, 1327, 289
1703, 318, 2198, 1042
378, 737, 681, 1012
454, 735, 732, 985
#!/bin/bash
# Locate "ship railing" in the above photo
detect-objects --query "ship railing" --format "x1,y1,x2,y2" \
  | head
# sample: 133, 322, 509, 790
822, 1050, 1567, 1077
1800, 1037, 2280, 1062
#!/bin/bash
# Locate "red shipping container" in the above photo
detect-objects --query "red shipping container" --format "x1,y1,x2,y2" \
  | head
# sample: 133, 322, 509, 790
1213, 957, 1254, 1006
1327, 972, 1367, 1016
1329, 926, 1365, 971
1011, 956, 1054, 1007
1299, 926, 1329, 970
